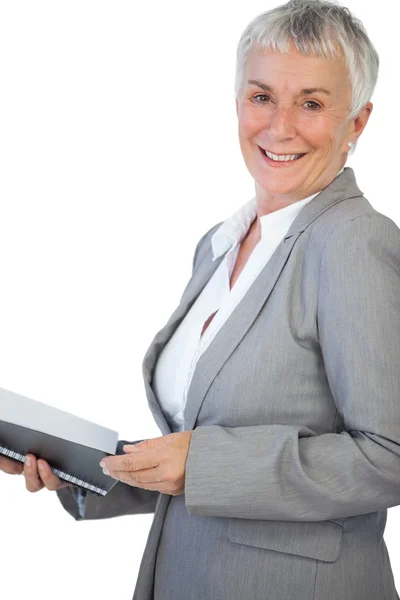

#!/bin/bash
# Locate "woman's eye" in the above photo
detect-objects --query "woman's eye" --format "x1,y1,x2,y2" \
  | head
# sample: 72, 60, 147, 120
304, 101, 321, 111
253, 94, 271, 103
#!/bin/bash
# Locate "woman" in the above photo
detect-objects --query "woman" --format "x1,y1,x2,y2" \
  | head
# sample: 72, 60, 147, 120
1, 0, 399, 598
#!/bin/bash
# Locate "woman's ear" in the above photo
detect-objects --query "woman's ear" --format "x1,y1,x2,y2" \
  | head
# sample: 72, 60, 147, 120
341, 102, 373, 154
352, 102, 373, 143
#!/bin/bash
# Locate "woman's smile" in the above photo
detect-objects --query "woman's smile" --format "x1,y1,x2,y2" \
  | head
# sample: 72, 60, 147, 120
258, 145, 308, 167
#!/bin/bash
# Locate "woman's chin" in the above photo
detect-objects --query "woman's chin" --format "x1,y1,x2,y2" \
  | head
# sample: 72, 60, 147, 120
256, 180, 304, 199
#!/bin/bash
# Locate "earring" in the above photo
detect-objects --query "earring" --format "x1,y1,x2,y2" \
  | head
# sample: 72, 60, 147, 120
348, 142, 353, 149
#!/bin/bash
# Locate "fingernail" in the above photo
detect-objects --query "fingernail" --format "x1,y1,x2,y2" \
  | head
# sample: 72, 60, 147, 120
38, 461, 44, 471
99, 460, 106, 468
25, 457, 31, 468
103, 467, 110, 475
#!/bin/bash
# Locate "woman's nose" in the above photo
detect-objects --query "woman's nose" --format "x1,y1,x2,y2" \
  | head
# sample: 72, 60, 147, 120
266, 105, 297, 142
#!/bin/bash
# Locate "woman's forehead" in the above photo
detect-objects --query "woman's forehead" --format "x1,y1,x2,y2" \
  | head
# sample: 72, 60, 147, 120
244, 46, 349, 93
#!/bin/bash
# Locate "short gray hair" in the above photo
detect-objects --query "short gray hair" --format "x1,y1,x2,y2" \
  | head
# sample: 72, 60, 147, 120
235, 0, 379, 154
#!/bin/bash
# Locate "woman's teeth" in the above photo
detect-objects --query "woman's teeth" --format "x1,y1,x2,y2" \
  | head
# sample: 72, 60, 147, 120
264, 150, 304, 161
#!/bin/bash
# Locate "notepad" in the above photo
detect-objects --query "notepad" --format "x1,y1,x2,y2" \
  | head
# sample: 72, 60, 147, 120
0, 386, 119, 496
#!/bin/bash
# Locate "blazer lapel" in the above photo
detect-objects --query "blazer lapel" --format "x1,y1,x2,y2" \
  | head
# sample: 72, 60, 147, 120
183, 232, 302, 431
183, 167, 364, 431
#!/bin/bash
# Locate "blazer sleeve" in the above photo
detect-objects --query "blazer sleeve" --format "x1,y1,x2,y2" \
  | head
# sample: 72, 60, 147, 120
184, 213, 400, 522
56, 440, 160, 521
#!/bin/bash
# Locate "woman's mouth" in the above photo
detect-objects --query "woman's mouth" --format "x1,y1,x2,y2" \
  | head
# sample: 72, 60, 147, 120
258, 146, 307, 167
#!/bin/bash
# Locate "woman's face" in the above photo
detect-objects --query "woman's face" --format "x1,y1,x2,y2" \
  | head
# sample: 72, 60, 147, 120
236, 43, 372, 209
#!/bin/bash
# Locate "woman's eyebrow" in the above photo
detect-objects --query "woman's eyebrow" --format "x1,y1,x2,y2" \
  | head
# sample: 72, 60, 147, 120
247, 79, 331, 96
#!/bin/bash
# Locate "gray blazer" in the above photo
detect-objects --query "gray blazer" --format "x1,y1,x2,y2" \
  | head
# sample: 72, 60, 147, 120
57, 167, 400, 600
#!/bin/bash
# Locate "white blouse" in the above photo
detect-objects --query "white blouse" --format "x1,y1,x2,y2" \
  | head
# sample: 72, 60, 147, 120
153, 168, 345, 432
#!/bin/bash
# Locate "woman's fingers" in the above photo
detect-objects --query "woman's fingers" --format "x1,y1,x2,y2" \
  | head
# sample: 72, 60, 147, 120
36, 458, 70, 491
1, 453, 72, 492
0, 455, 24, 475
23, 454, 45, 492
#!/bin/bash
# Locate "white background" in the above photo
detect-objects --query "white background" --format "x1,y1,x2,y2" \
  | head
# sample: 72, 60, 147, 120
0, 1, 398, 598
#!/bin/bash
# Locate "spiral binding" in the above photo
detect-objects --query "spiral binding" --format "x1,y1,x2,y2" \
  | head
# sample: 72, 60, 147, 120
0, 444, 107, 496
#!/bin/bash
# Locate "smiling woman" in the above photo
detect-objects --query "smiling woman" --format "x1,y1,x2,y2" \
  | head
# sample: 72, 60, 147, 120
2, 1, 399, 600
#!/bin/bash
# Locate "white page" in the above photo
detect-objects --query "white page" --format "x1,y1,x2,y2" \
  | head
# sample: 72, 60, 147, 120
0, 387, 118, 453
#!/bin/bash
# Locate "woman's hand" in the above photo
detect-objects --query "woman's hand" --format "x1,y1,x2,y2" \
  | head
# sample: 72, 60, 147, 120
0, 455, 24, 475
0, 454, 71, 492
100, 431, 193, 496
